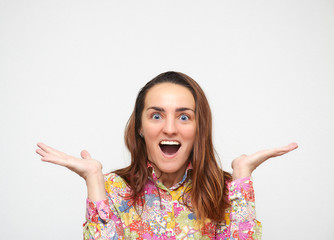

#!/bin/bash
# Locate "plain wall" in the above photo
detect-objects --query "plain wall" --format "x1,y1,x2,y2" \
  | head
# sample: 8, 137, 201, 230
1, 0, 333, 239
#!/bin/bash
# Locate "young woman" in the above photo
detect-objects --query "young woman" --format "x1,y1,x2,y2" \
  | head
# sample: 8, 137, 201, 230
36, 71, 297, 239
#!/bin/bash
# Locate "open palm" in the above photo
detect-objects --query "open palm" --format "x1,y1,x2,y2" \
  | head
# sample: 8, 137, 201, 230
232, 142, 298, 179
36, 142, 103, 180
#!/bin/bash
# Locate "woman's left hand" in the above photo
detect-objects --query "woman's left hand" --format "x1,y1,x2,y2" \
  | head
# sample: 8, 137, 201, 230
232, 143, 298, 179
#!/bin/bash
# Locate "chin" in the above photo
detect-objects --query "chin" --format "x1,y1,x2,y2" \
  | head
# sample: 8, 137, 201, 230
156, 160, 187, 174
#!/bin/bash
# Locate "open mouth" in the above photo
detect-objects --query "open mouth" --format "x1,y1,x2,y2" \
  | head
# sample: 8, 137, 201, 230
159, 140, 181, 156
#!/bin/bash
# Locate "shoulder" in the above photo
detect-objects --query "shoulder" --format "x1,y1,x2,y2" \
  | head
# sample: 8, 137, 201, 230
104, 172, 126, 183
104, 172, 130, 195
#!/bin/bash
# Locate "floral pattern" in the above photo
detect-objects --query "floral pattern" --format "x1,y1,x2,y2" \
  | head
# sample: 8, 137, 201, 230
83, 164, 262, 239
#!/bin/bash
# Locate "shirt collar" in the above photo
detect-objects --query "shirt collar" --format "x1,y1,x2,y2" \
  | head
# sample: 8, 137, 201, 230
147, 161, 192, 190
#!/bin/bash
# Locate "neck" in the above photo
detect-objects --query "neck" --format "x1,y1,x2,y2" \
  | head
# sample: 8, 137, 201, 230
153, 164, 188, 189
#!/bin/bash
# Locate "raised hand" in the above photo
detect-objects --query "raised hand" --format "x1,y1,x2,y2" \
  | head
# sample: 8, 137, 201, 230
36, 142, 102, 180
36, 142, 106, 201
232, 143, 298, 179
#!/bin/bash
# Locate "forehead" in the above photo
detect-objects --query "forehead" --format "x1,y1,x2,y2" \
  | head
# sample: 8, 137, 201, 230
144, 83, 195, 108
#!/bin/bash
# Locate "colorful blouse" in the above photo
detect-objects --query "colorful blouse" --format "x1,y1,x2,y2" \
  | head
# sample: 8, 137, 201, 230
83, 164, 262, 239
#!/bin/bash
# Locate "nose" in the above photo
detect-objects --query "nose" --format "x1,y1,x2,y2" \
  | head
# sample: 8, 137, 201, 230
163, 116, 178, 135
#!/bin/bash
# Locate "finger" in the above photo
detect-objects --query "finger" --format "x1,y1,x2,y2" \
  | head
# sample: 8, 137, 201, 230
37, 147, 71, 168
37, 142, 49, 151
280, 142, 298, 152
272, 142, 298, 156
81, 150, 91, 159
41, 154, 71, 167
36, 148, 47, 157
37, 142, 65, 156
263, 142, 299, 158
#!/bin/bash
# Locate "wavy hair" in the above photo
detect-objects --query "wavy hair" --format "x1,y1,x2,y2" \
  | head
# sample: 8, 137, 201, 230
114, 71, 232, 222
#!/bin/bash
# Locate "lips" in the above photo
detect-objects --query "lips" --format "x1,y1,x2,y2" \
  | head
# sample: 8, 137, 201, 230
159, 140, 181, 156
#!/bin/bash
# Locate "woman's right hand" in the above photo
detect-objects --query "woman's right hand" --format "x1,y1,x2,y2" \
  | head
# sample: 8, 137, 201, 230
36, 142, 102, 180
36, 142, 106, 201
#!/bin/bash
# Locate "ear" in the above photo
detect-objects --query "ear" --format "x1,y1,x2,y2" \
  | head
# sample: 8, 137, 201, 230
139, 129, 144, 138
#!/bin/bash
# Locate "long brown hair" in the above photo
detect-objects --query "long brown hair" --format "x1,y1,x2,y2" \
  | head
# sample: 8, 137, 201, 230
114, 71, 232, 222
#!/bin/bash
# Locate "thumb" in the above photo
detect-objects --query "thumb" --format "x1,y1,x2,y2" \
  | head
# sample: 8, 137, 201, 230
81, 150, 92, 159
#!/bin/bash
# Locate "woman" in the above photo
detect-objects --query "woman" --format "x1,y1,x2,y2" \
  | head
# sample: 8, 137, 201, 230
36, 71, 297, 239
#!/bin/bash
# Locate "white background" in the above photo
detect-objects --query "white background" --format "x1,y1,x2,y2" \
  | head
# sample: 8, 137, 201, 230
1, 0, 333, 239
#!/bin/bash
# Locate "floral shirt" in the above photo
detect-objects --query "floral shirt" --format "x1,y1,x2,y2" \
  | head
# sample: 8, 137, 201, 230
83, 163, 262, 239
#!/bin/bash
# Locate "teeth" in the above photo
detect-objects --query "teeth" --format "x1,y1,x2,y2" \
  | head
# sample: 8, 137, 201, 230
160, 140, 180, 145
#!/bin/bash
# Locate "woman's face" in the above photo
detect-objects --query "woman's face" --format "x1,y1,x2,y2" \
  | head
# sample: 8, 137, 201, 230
140, 83, 196, 176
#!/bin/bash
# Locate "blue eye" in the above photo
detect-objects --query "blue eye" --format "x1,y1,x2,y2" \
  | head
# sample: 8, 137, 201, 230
179, 114, 189, 121
152, 113, 161, 120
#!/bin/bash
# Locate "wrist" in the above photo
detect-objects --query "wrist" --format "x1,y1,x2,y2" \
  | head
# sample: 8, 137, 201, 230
85, 172, 104, 187
85, 172, 107, 202
232, 168, 252, 180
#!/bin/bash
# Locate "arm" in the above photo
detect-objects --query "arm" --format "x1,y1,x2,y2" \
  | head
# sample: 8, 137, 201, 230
83, 173, 127, 239
36, 143, 118, 239
36, 142, 106, 201
220, 142, 298, 240
227, 176, 262, 240
83, 182, 124, 240
215, 176, 261, 240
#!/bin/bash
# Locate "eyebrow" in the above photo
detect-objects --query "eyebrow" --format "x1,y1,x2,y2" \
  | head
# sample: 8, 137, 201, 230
147, 106, 195, 113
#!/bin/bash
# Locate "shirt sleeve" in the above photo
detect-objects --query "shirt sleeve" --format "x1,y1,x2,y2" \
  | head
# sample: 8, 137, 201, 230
83, 197, 124, 240
217, 176, 262, 240
82, 174, 125, 240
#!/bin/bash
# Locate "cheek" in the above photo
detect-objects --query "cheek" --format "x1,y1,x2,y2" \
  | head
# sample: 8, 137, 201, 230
181, 126, 196, 147
142, 123, 161, 156
143, 123, 161, 138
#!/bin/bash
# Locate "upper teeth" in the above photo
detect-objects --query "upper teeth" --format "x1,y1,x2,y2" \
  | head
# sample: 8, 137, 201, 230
160, 140, 180, 145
